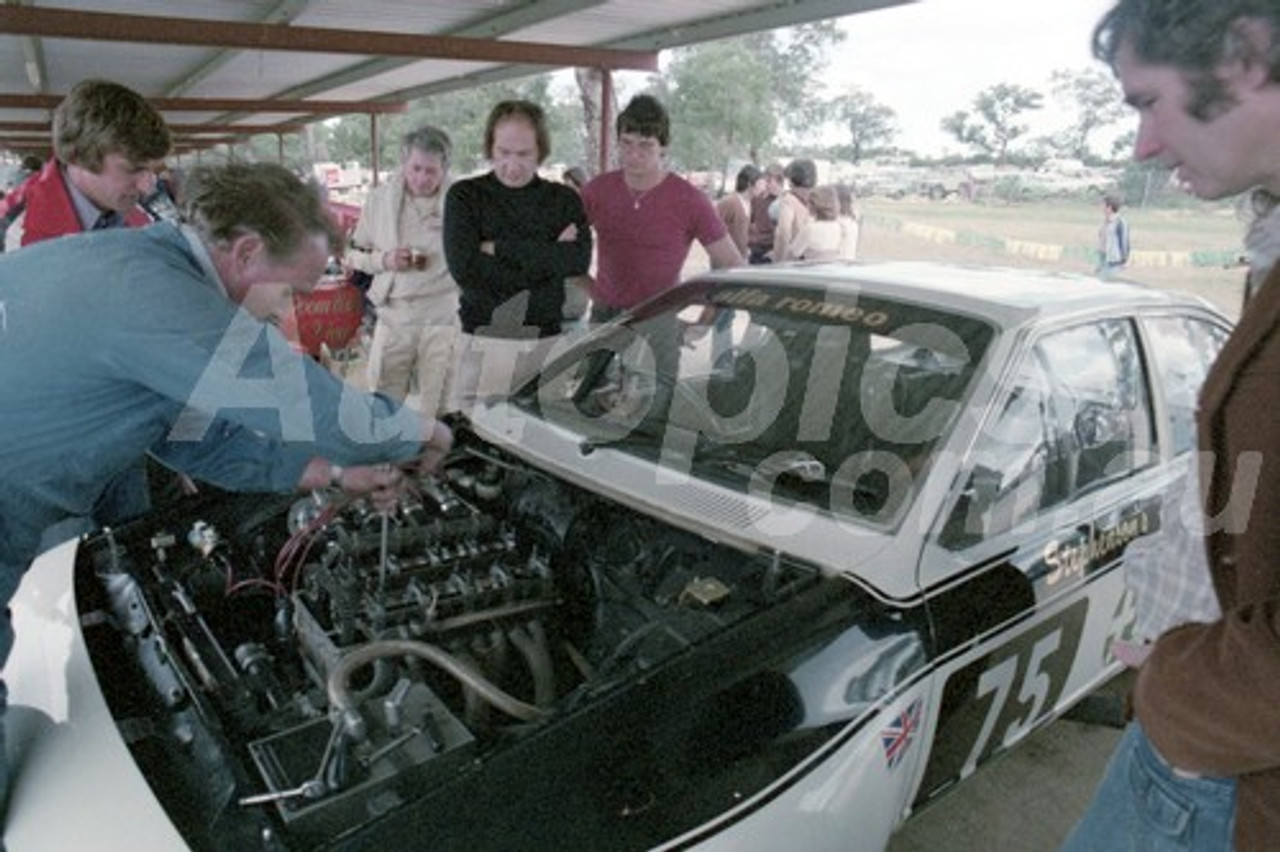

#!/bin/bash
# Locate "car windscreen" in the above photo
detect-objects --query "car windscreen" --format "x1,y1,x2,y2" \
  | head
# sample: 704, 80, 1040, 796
514, 280, 996, 526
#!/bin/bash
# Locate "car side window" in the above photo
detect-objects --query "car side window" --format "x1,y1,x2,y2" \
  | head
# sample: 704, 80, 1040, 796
1142, 315, 1228, 455
940, 353, 1055, 548
1036, 319, 1155, 493
941, 318, 1154, 549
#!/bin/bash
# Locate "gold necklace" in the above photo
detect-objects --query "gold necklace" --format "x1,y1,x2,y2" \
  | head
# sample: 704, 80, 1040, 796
627, 175, 663, 209
628, 185, 653, 210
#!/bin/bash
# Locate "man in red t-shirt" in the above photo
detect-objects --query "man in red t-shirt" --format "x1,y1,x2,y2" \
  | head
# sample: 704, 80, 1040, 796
580, 94, 742, 314
577, 95, 742, 408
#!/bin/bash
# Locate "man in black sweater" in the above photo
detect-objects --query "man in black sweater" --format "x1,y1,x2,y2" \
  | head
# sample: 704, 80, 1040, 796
443, 100, 592, 411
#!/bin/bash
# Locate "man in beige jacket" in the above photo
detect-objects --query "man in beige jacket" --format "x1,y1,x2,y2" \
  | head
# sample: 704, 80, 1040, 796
345, 126, 458, 414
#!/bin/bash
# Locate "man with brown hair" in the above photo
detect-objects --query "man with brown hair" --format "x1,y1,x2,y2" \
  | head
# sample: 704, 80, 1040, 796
1062, 2, 1280, 849
772, 158, 818, 263
4, 79, 174, 538
715, 163, 764, 258
580, 93, 742, 315
574, 94, 741, 412
746, 161, 785, 264
4, 78, 170, 251
1095, 193, 1131, 278
443, 100, 592, 410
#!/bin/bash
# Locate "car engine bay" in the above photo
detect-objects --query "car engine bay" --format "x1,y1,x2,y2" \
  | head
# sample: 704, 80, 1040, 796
75, 430, 831, 850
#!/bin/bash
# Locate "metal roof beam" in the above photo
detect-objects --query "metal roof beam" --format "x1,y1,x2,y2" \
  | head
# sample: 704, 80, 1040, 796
0, 132, 266, 146
264, 0, 608, 127
165, 0, 315, 98
0, 6, 659, 71
171, 135, 250, 146
171, 122, 307, 135
613, 0, 913, 51
390, 0, 915, 101
0, 141, 46, 154
0, 94, 406, 115
0, 120, 306, 134
213, 0, 609, 102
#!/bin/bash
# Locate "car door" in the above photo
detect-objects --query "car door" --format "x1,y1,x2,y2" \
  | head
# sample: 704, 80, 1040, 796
908, 314, 1170, 808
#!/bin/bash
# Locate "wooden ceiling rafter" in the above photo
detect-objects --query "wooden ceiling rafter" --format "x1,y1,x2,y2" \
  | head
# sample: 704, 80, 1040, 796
0, 6, 660, 71
0, 120, 307, 134
0, 0, 914, 164
0, 93, 407, 115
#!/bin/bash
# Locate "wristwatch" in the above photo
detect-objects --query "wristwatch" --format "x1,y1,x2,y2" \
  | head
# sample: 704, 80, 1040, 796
329, 463, 345, 489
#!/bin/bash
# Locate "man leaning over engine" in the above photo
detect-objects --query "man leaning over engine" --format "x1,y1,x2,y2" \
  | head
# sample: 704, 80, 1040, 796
0, 161, 453, 823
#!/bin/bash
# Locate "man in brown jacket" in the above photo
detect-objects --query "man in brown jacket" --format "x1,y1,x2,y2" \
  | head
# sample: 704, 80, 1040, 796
745, 162, 784, 264
1062, 3, 1280, 850
715, 164, 763, 258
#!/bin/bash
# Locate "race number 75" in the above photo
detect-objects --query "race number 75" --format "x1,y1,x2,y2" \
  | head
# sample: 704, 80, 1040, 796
917, 600, 1088, 797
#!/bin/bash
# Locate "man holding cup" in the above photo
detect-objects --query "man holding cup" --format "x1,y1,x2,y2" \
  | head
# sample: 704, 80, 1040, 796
345, 126, 458, 413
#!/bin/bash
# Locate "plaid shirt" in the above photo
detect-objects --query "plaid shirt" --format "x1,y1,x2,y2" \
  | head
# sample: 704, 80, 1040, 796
1126, 457, 1221, 642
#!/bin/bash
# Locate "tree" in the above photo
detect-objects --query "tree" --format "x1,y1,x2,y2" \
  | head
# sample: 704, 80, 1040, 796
830, 87, 896, 163
941, 83, 1044, 163
1110, 129, 1137, 161
311, 19, 846, 185
664, 39, 776, 174
939, 111, 988, 158
748, 21, 846, 136
1050, 68, 1128, 161
622, 21, 845, 175
238, 130, 320, 171
282, 74, 581, 180
324, 117, 371, 166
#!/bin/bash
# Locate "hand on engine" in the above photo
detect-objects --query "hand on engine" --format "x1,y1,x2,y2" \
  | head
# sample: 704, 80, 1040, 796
415, 418, 454, 474
332, 463, 406, 513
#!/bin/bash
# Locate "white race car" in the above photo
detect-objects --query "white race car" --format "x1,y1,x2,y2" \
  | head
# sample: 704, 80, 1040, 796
4, 262, 1230, 851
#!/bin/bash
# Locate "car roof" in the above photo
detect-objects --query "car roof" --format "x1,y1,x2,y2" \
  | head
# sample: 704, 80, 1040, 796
698, 260, 1217, 329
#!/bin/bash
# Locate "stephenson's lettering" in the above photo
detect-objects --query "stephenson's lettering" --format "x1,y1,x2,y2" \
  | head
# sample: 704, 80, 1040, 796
1043, 512, 1150, 586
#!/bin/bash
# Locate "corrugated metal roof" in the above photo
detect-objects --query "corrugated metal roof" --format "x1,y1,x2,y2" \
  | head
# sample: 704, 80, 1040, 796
0, 0, 912, 154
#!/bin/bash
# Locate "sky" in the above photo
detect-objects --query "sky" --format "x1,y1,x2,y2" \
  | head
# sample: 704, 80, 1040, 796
829, 0, 1125, 156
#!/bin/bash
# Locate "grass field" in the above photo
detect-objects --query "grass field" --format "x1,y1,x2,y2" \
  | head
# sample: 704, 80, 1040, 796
682, 196, 1249, 319
855, 197, 1249, 320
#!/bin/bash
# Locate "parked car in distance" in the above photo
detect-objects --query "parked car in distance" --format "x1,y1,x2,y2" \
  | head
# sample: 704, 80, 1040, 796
5, 262, 1230, 852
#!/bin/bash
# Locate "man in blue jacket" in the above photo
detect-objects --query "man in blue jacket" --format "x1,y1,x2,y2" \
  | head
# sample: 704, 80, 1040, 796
0, 161, 453, 818
1095, 193, 1130, 278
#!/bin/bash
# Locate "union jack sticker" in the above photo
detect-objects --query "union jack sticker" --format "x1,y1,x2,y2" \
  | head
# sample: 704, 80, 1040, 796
880, 697, 923, 770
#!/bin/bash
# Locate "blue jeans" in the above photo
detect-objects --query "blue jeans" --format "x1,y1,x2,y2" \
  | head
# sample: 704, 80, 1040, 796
1061, 723, 1236, 852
